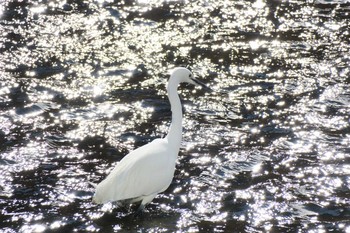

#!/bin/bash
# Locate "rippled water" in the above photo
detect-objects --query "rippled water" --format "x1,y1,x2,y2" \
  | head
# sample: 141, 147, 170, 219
1, 0, 350, 232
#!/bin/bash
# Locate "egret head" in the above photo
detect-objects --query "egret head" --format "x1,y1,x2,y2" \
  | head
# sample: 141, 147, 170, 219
170, 67, 210, 90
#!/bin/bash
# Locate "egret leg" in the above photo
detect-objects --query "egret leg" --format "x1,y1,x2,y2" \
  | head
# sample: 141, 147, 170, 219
131, 203, 146, 218
116, 200, 131, 212
134, 193, 157, 215
136, 203, 145, 213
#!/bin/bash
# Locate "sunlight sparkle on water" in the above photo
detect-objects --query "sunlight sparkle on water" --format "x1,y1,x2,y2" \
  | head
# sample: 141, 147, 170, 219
30, 5, 46, 14
1, 0, 349, 232
50, 221, 64, 230
253, 0, 266, 9
249, 40, 264, 50
93, 85, 105, 97
21, 224, 46, 233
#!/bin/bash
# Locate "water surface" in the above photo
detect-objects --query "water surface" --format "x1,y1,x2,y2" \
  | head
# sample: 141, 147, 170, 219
0, 0, 349, 232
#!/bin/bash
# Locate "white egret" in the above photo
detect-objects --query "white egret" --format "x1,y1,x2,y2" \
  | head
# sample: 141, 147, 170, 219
92, 67, 208, 212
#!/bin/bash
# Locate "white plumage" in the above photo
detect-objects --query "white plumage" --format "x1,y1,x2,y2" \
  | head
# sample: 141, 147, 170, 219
92, 67, 208, 211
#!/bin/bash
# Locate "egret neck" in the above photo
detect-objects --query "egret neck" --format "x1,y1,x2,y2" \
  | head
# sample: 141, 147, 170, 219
165, 76, 183, 151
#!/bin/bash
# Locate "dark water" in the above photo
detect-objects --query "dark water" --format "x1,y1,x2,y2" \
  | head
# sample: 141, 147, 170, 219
1, 0, 350, 232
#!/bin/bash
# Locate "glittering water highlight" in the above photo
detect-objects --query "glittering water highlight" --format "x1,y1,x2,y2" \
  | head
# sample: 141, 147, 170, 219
0, 0, 349, 232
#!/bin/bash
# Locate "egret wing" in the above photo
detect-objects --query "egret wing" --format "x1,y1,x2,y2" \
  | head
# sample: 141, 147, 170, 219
94, 138, 176, 203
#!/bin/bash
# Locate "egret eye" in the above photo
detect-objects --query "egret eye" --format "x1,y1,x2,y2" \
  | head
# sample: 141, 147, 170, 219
189, 74, 192, 78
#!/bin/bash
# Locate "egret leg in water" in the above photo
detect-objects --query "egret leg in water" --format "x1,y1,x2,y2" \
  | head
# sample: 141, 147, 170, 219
92, 67, 209, 212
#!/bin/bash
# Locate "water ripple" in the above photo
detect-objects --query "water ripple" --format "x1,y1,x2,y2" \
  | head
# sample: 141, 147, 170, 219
1, 0, 350, 232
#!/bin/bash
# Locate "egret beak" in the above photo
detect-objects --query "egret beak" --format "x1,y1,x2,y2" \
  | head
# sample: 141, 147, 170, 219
191, 77, 212, 92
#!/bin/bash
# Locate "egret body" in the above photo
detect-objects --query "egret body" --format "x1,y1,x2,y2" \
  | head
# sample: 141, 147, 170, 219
92, 67, 207, 211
